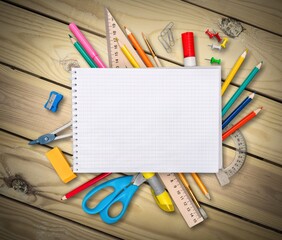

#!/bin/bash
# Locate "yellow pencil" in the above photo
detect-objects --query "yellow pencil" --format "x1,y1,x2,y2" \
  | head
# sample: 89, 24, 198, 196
115, 38, 140, 68
221, 49, 248, 95
191, 173, 211, 200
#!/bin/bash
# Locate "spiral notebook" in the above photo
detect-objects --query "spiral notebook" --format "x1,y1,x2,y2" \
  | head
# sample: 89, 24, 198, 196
72, 68, 222, 173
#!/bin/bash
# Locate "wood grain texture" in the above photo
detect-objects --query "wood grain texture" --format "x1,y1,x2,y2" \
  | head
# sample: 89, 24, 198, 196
0, 64, 281, 165
6, 0, 282, 100
0, 131, 281, 239
0, 196, 117, 240
184, 0, 282, 35
0, 0, 281, 238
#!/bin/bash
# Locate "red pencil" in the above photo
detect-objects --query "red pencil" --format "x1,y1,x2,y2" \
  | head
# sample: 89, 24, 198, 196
61, 172, 111, 200
222, 107, 262, 141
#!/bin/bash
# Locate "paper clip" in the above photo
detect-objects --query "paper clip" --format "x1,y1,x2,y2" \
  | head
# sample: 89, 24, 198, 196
158, 22, 174, 53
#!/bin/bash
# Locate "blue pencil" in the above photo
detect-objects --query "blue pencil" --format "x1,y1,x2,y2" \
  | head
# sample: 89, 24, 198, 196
222, 61, 262, 117
222, 92, 255, 129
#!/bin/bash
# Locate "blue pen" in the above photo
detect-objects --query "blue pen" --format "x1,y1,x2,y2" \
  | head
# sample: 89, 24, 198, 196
222, 62, 262, 116
222, 92, 255, 129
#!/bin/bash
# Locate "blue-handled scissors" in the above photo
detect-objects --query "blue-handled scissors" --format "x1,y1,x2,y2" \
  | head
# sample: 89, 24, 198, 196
82, 173, 146, 224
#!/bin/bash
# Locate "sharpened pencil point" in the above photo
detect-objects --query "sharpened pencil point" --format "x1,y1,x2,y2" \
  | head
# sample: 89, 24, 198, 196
61, 196, 67, 200
124, 26, 130, 35
68, 34, 73, 38
249, 92, 255, 99
254, 107, 263, 115
256, 61, 263, 69
205, 193, 211, 200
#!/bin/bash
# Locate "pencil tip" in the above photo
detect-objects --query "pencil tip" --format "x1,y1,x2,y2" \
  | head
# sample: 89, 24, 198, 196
68, 34, 72, 38
257, 61, 263, 69
249, 92, 255, 98
124, 26, 130, 35
61, 196, 67, 200
205, 193, 211, 200
254, 107, 263, 114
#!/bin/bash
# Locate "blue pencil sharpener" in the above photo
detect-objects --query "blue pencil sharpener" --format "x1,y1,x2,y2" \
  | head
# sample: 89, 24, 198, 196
44, 91, 63, 112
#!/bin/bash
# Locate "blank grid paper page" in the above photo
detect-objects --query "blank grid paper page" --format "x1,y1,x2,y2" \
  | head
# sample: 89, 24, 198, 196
72, 68, 221, 172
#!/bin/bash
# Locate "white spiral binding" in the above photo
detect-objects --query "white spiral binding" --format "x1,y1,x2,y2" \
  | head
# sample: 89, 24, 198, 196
72, 69, 79, 172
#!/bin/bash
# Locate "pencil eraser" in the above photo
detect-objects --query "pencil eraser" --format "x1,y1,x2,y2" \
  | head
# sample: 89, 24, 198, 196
45, 147, 77, 183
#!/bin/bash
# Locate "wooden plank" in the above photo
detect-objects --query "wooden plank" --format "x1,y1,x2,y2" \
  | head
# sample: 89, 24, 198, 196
0, 131, 281, 239
0, 196, 117, 240
2, 0, 282, 100
184, 0, 282, 35
0, 64, 281, 165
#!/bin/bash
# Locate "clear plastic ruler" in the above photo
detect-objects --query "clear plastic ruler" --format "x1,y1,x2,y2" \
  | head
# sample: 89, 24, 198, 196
216, 127, 247, 186
104, 8, 146, 68
158, 173, 204, 228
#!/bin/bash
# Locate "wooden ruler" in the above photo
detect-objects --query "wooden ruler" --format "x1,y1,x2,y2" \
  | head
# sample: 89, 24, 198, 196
104, 8, 146, 68
158, 173, 204, 228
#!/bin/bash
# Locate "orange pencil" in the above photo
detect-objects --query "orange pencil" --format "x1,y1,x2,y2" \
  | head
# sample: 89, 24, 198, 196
222, 107, 262, 141
124, 26, 154, 67
191, 173, 211, 200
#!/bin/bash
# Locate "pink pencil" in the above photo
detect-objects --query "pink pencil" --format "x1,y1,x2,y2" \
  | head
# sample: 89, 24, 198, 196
69, 22, 107, 68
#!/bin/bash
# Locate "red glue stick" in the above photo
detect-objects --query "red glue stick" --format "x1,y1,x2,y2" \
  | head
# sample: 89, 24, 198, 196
182, 32, 196, 67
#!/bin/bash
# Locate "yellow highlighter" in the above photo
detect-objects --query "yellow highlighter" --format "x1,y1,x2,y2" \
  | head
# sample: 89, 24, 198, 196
142, 172, 174, 212
221, 49, 248, 95
115, 38, 140, 68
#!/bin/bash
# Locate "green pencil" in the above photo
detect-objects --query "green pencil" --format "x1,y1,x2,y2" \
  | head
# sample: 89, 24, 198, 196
69, 34, 97, 68
222, 61, 263, 117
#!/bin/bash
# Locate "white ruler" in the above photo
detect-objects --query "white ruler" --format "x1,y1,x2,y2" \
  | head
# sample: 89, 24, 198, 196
104, 8, 146, 68
159, 173, 204, 228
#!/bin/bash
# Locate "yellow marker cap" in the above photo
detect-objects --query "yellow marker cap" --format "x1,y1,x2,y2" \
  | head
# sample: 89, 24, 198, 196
45, 147, 77, 183
152, 190, 174, 212
142, 172, 155, 179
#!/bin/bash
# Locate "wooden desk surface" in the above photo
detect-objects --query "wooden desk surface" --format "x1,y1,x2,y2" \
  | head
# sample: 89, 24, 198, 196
0, 0, 281, 239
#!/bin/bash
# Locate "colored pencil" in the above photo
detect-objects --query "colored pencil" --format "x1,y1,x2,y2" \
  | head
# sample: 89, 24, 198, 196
221, 50, 248, 95
222, 92, 255, 129
124, 26, 154, 67
222, 61, 262, 117
178, 173, 207, 218
142, 32, 162, 67
116, 38, 140, 68
69, 22, 107, 68
61, 173, 111, 200
69, 35, 97, 68
222, 107, 262, 141
191, 173, 211, 200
